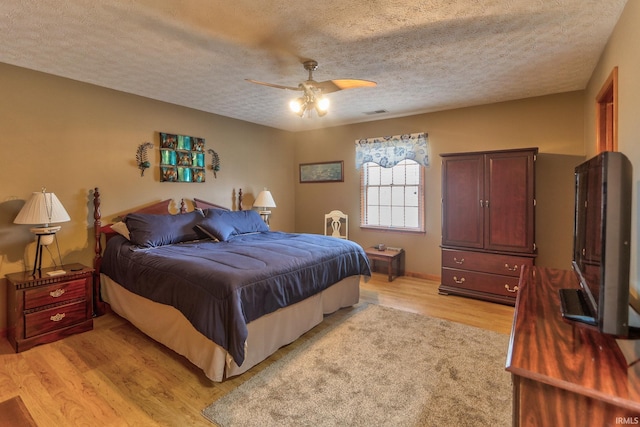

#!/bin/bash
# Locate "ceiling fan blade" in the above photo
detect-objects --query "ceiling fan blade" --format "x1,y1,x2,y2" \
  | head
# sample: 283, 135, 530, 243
333, 79, 378, 90
314, 79, 377, 93
245, 79, 301, 91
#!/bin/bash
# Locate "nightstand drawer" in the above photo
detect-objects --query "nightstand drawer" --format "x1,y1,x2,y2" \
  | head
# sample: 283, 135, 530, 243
24, 301, 87, 338
24, 279, 86, 309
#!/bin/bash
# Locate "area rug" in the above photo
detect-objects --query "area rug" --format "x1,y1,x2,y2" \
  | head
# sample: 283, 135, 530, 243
202, 304, 511, 427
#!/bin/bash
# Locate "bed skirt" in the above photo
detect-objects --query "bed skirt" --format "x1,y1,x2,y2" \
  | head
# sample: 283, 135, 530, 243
100, 273, 361, 381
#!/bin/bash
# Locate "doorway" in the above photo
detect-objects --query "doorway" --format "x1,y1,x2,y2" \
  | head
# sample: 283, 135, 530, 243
596, 67, 618, 153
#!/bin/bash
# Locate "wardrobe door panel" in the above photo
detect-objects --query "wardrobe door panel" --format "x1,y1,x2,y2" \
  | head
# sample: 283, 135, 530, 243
441, 154, 484, 249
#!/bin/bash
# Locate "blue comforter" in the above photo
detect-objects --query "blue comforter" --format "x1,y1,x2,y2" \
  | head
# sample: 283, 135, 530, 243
101, 232, 371, 366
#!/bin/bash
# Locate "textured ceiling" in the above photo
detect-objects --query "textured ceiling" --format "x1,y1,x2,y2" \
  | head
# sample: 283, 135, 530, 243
0, 0, 628, 132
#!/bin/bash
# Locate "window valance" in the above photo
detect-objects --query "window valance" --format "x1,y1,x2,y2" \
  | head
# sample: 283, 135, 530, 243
355, 132, 429, 169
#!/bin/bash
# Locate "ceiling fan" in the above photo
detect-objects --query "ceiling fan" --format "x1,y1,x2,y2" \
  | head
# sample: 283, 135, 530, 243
245, 60, 377, 117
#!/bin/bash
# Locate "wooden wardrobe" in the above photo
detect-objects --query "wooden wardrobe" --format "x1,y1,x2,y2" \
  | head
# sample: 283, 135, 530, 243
439, 147, 537, 305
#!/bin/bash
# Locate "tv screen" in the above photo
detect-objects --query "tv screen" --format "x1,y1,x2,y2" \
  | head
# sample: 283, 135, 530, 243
563, 151, 633, 336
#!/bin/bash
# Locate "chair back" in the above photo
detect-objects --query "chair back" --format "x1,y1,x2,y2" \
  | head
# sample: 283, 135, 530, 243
324, 210, 348, 239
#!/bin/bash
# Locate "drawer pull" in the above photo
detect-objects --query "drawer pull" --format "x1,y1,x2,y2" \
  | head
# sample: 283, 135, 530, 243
453, 276, 466, 284
504, 285, 519, 293
453, 257, 464, 265
504, 264, 519, 272
50, 289, 65, 298
50, 313, 66, 322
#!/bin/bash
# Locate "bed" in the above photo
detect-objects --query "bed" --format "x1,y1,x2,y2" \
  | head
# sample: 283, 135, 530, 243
92, 188, 370, 381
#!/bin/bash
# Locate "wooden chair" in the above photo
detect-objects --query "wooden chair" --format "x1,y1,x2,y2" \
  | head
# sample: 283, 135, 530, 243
324, 210, 348, 239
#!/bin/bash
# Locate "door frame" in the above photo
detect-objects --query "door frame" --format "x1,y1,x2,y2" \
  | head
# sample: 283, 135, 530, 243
596, 67, 618, 153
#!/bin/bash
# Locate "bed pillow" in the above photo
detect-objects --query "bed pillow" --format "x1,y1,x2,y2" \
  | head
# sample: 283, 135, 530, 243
197, 209, 269, 242
110, 221, 131, 240
124, 210, 205, 247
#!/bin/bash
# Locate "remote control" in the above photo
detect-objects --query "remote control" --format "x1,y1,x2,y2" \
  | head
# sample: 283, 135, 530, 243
47, 270, 67, 276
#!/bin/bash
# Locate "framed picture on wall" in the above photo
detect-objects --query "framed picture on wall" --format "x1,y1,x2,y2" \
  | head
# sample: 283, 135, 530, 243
299, 161, 344, 183
160, 132, 206, 182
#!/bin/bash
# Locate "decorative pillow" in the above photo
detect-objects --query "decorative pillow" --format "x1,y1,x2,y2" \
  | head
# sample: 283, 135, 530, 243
124, 210, 205, 248
110, 221, 131, 240
198, 207, 229, 216
197, 209, 269, 242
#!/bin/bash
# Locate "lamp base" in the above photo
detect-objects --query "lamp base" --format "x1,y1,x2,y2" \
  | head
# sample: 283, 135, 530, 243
30, 226, 61, 246
258, 210, 272, 225
30, 225, 62, 234
29, 227, 63, 276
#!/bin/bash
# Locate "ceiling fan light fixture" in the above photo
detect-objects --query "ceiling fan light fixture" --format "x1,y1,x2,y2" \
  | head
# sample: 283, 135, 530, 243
316, 96, 329, 113
248, 59, 375, 120
289, 98, 304, 114
290, 90, 329, 118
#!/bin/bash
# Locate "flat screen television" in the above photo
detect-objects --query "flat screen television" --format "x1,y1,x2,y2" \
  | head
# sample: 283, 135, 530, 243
560, 151, 639, 337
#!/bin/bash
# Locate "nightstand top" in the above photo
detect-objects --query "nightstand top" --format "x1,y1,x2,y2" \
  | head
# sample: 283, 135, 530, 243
364, 247, 404, 259
5, 263, 93, 285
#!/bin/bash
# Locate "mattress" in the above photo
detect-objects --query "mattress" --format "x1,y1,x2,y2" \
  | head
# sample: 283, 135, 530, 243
100, 273, 361, 381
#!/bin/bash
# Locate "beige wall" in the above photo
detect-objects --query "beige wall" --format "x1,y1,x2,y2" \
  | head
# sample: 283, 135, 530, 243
2, 0, 638, 333
293, 92, 585, 278
0, 63, 295, 331
584, 0, 640, 297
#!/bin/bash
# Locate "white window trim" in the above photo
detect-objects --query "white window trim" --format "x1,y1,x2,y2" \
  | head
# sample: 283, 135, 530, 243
360, 160, 425, 233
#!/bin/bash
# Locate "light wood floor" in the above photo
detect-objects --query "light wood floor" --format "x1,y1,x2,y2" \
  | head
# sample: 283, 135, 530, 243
0, 273, 514, 426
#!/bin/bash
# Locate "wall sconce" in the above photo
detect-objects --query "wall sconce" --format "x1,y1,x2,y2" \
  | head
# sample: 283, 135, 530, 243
253, 189, 276, 225
14, 188, 70, 275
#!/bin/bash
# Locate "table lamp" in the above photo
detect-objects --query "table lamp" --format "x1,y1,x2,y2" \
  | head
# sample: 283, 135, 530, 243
14, 189, 70, 275
253, 189, 276, 225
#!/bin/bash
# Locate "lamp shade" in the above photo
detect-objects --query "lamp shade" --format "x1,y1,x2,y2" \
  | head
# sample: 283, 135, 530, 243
253, 190, 276, 208
14, 191, 70, 226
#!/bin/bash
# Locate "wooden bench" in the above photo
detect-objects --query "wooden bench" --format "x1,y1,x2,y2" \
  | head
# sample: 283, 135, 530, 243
364, 247, 405, 282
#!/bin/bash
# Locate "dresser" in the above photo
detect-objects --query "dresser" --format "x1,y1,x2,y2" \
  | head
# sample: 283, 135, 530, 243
439, 148, 537, 305
507, 265, 640, 426
5, 263, 94, 352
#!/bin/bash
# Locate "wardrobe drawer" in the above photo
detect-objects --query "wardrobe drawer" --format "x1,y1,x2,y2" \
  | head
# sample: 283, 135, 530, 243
24, 301, 87, 338
442, 249, 533, 277
24, 279, 87, 310
441, 267, 521, 298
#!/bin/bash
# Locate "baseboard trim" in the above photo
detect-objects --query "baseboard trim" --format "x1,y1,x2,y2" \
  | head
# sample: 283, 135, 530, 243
404, 271, 440, 282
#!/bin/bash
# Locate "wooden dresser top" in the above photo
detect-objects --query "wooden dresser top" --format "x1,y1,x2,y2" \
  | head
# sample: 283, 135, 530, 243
506, 265, 640, 412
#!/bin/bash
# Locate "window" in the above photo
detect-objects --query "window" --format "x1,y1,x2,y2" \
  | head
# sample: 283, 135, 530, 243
360, 159, 424, 232
355, 132, 429, 232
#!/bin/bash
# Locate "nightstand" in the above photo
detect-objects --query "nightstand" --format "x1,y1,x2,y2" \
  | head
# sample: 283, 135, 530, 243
5, 263, 94, 352
364, 247, 405, 282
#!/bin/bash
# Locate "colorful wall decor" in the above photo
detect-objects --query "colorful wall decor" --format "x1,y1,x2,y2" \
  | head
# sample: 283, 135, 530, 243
159, 132, 206, 182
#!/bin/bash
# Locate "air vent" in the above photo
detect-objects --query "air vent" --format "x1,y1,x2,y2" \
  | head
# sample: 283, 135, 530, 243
363, 109, 388, 115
